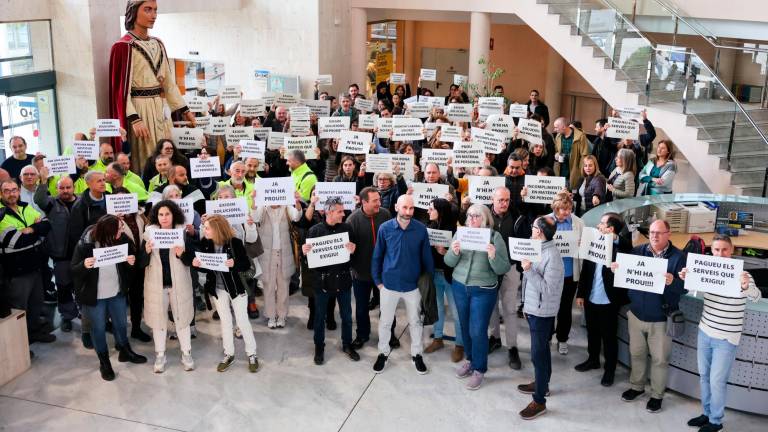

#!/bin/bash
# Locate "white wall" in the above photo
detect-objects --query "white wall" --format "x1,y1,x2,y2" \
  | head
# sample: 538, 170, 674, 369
0, 0, 51, 22
318, 0, 353, 98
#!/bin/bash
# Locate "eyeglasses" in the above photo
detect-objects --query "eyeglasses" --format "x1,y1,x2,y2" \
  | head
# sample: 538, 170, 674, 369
649, 231, 669, 236
467, 213, 482, 219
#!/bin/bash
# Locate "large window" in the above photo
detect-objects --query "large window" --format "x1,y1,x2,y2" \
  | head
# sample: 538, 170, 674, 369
0, 89, 58, 155
0, 21, 52, 77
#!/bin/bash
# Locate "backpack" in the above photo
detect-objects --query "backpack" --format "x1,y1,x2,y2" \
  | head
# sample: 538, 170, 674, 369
683, 235, 706, 255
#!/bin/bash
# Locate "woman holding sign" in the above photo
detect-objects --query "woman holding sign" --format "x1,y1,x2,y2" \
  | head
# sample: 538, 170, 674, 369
444, 204, 511, 390
193, 215, 260, 373
140, 200, 196, 373
72, 214, 146, 381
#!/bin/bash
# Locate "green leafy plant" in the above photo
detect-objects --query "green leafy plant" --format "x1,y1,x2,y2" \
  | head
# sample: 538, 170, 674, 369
467, 56, 506, 98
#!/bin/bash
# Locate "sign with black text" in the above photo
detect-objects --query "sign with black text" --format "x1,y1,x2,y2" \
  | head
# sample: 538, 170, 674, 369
411, 182, 449, 210
354, 98, 374, 112
239, 140, 266, 161
149, 228, 185, 249
205, 198, 249, 224
319, 117, 351, 139
446, 103, 472, 123
420, 68, 437, 81
614, 253, 668, 294
72, 140, 99, 160
578, 227, 613, 266
219, 85, 242, 105
508, 238, 542, 262
392, 117, 424, 141
226, 126, 254, 148
358, 114, 378, 130
195, 252, 229, 272
172, 127, 204, 150
472, 127, 505, 154
190, 156, 222, 179
306, 232, 351, 269
267, 131, 287, 150
684, 253, 743, 296
95, 119, 121, 137
254, 177, 295, 206
456, 227, 491, 252
106, 193, 139, 214
607, 117, 640, 140
524, 175, 566, 204
43, 156, 76, 175
554, 231, 579, 258
478, 97, 504, 120
468, 175, 506, 205
284, 136, 317, 159
518, 118, 543, 145
240, 99, 266, 117
427, 228, 453, 248
338, 130, 372, 154
93, 243, 129, 268
314, 182, 356, 211
452, 141, 485, 169
509, 103, 528, 118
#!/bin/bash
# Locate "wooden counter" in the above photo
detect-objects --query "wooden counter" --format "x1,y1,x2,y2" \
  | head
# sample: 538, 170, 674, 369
635, 231, 768, 250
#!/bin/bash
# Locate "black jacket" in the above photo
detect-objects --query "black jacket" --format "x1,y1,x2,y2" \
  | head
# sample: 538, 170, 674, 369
0, 203, 52, 277
592, 135, 618, 177
196, 237, 252, 299
305, 221, 355, 274
69, 189, 110, 250
71, 230, 135, 306
347, 208, 391, 281
526, 101, 550, 127
576, 234, 632, 306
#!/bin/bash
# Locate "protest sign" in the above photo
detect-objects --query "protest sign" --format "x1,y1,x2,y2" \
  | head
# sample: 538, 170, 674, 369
437, 125, 462, 143
358, 114, 378, 130
190, 156, 222, 179
253, 127, 270, 141
301, 99, 331, 117
486, 114, 514, 138
509, 103, 528, 118
289, 118, 311, 136
72, 140, 99, 160
240, 99, 266, 117
424, 96, 445, 109
472, 127, 505, 154
95, 119, 121, 137
421, 149, 453, 175
44, 156, 76, 175
316, 74, 333, 86
468, 175, 506, 204
93, 243, 129, 268
524, 175, 566, 204
684, 253, 744, 296
306, 232, 350, 269
453, 74, 467, 86
390, 73, 406, 84
172, 198, 195, 225
289, 106, 310, 122
617, 106, 643, 121
478, 97, 504, 120
239, 140, 266, 161
390, 154, 416, 181
354, 98, 374, 112
607, 117, 640, 140
338, 130, 372, 154
407, 101, 431, 119
219, 85, 241, 105
517, 118, 543, 145
427, 229, 453, 248
376, 117, 393, 139
274, 92, 300, 107
456, 227, 491, 252
554, 231, 579, 258
314, 182, 356, 210
365, 154, 393, 173
225, 126, 254, 148
254, 177, 295, 206
446, 103, 472, 123
149, 228, 185, 249
267, 131, 287, 150
452, 141, 485, 169
195, 252, 229, 272
284, 136, 317, 159
194, 115, 211, 131
205, 197, 249, 224
106, 193, 139, 215
208, 117, 229, 135
319, 117, 350, 139
420, 68, 437, 81
185, 95, 207, 113
578, 227, 614, 266
615, 253, 668, 294
411, 182, 449, 210
508, 238, 542, 262
172, 127, 204, 150
392, 117, 424, 141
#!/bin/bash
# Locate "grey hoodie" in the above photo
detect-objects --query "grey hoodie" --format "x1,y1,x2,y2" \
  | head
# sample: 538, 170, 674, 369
523, 240, 564, 318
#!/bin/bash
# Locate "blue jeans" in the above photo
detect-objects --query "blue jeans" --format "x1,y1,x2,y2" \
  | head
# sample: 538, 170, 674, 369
433, 271, 463, 346
314, 272, 353, 347
82, 293, 129, 354
698, 329, 738, 425
352, 279, 375, 341
528, 315, 555, 405
452, 280, 498, 373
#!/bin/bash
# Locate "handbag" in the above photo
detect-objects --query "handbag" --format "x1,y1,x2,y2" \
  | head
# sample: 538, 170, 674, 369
244, 235, 264, 259
229, 240, 257, 288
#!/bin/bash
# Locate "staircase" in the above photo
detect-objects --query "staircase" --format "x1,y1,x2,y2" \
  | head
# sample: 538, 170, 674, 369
515, 0, 768, 196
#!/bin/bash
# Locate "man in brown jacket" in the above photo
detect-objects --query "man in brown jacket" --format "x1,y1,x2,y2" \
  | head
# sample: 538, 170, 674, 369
553, 117, 590, 189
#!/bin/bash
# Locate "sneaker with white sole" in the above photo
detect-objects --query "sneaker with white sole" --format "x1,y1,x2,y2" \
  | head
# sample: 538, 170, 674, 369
456, 361, 473, 379
217, 355, 235, 372
267, 318, 277, 329
276, 317, 286, 328
558, 342, 568, 355
248, 354, 260, 373
153, 353, 167, 373
181, 351, 195, 371
466, 371, 484, 390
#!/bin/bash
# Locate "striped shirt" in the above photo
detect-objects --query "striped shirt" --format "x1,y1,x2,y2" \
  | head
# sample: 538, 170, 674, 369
699, 272, 762, 345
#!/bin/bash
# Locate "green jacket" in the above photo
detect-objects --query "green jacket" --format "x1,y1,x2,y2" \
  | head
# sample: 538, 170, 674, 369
444, 230, 511, 287
125, 170, 145, 191
122, 179, 149, 202
291, 163, 317, 202
148, 174, 168, 193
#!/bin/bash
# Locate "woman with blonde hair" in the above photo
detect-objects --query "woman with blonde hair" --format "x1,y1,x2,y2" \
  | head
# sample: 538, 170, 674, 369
575, 155, 606, 214
607, 148, 637, 200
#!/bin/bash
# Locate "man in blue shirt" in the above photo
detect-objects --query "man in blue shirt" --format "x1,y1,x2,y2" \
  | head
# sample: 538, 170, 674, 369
575, 212, 631, 387
371, 195, 434, 374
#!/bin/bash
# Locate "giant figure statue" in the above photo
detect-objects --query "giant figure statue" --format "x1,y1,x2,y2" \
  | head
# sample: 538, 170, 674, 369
109, 0, 195, 170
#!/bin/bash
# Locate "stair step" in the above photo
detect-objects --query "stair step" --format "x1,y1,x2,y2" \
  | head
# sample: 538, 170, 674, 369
708, 137, 768, 155
687, 109, 768, 126
736, 185, 765, 197
699, 124, 767, 140
718, 150, 768, 170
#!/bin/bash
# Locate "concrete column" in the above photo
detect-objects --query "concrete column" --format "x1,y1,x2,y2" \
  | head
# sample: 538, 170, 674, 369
403, 20, 416, 82
468, 12, 491, 90
544, 45, 564, 125
349, 7, 368, 92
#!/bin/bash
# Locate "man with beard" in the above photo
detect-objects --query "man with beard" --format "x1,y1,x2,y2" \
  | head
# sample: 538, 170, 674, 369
158, 164, 208, 215
217, 160, 254, 208
89, 142, 116, 173
245, 157, 260, 183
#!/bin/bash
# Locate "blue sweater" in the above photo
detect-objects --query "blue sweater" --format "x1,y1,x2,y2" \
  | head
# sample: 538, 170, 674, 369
371, 218, 434, 292
627, 242, 687, 322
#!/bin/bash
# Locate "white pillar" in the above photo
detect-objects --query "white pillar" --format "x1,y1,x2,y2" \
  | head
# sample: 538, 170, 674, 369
468, 12, 491, 90
349, 7, 368, 93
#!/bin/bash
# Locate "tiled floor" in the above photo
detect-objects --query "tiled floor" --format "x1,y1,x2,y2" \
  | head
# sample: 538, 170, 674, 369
1, 295, 765, 432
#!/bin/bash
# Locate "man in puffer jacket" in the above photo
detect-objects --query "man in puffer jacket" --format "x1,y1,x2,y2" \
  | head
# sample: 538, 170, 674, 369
518, 216, 564, 420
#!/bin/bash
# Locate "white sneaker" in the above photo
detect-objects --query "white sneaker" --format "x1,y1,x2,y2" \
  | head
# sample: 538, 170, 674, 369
154, 353, 167, 373
267, 318, 277, 329
558, 342, 568, 355
181, 351, 195, 371
276, 317, 286, 328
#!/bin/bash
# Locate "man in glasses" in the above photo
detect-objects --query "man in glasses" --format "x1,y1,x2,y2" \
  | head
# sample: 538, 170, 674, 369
610, 219, 686, 413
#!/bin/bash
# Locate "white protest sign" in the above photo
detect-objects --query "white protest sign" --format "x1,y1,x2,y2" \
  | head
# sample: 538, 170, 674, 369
376, 117, 393, 139
424, 122, 438, 141
453, 74, 467, 86
240, 99, 266, 117
365, 154, 393, 173
508, 238, 542, 262
425, 96, 445, 109
420, 68, 437, 81
289, 106, 310, 122
95, 119, 121, 137
607, 117, 640, 140
358, 114, 378, 130
147, 191, 163, 206
72, 140, 99, 160
185, 95, 208, 113
255, 177, 295, 206
421, 149, 453, 175
617, 106, 643, 121
354, 98, 374, 112
486, 114, 514, 138
267, 131, 287, 150
392, 117, 424, 141
190, 156, 221, 179
338, 130, 372, 154
524, 175, 566, 205
238, 140, 265, 162
149, 228, 185, 249
253, 127, 270, 142
518, 118, 543, 145
509, 103, 529, 118
93, 243, 129, 268
208, 117, 229, 135
301, 99, 331, 117
106, 193, 139, 215
446, 103, 472, 123
172, 127, 204, 150
390, 73, 406, 84
478, 97, 504, 120
456, 227, 491, 252
406, 102, 431, 119
172, 198, 195, 225
314, 182, 356, 210
468, 176, 506, 205
194, 115, 211, 132
615, 253, 668, 295
319, 116, 351, 139
205, 197, 249, 224
195, 252, 229, 272
258, 91, 275, 107
306, 232, 351, 269
578, 227, 613, 267
554, 231, 579, 258
684, 253, 744, 297
316, 74, 333, 86
472, 127, 505, 154
219, 85, 242, 105
289, 119, 310, 137
452, 141, 485, 169
427, 229, 453, 248
439, 125, 463, 143
284, 136, 317, 159
225, 126, 254, 148
274, 92, 300, 107
411, 182, 449, 210
390, 154, 416, 181
43, 156, 76, 175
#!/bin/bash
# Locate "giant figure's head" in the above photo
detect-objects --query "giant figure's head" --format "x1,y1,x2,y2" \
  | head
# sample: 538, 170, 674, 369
125, 1, 157, 31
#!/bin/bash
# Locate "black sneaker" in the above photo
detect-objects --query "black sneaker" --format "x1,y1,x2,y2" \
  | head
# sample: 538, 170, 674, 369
488, 336, 502, 353
508, 347, 522, 370
412, 355, 428, 375
621, 388, 645, 402
81, 332, 94, 349
195, 296, 206, 312
373, 354, 387, 373
29, 332, 56, 344
351, 337, 368, 350
131, 327, 152, 343
687, 415, 709, 428
646, 398, 662, 413
61, 320, 73, 333
698, 423, 723, 432
574, 359, 601, 372
601, 370, 615, 387
389, 337, 401, 349
342, 345, 360, 361
314, 345, 324, 365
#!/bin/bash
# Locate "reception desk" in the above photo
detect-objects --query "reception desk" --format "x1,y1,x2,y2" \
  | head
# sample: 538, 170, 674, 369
583, 193, 768, 415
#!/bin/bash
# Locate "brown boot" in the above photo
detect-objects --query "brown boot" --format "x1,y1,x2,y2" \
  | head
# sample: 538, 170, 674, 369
451, 345, 464, 363
424, 338, 444, 354
519, 401, 547, 420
